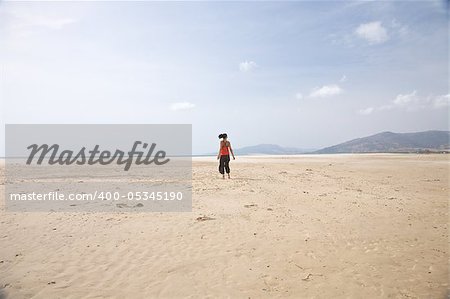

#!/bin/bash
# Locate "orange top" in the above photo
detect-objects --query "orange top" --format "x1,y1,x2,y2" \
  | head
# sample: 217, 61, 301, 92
220, 141, 229, 156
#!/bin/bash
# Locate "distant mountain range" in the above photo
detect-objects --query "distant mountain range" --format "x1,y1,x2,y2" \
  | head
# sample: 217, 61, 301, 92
314, 130, 450, 154
223, 130, 450, 155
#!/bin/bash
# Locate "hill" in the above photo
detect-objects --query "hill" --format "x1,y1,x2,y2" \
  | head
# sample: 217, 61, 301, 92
315, 130, 450, 154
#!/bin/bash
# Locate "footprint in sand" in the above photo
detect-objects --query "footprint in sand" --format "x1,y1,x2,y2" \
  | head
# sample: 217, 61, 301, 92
196, 216, 215, 222
116, 203, 131, 208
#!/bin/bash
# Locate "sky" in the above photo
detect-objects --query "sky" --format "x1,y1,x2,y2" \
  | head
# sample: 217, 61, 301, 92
0, 1, 448, 155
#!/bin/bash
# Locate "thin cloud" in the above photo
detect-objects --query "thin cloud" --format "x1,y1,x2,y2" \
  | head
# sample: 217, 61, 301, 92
340, 75, 347, 82
239, 61, 257, 72
432, 94, 450, 108
378, 104, 394, 111
333, 19, 404, 48
295, 93, 303, 100
358, 91, 449, 115
393, 90, 419, 106
309, 84, 343, 98
170, 102, 195, 111
358, 107, 374, 115
355, 21, 389, 44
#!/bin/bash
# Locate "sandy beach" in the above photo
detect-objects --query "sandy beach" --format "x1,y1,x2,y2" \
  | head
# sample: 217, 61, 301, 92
0, 154, 448, 298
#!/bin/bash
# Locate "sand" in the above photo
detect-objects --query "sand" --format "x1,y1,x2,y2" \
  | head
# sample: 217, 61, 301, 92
0, 154, 448, 298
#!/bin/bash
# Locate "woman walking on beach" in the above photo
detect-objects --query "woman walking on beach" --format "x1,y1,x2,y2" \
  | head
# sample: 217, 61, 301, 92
217, 133, 235, 179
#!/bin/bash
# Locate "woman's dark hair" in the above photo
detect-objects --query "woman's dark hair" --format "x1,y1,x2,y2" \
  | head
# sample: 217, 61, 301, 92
218, 133, 228, 139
